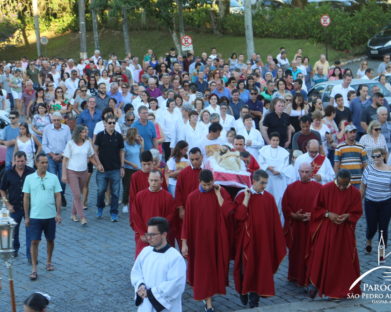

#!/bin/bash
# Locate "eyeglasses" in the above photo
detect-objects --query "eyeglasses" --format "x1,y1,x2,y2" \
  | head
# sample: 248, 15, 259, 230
145, 232, 161, 238
81, 90, 87, 92
374, 128, 381, 131
9, 116, 16, 120
127, 119, 134, 122
251, 93, 257, 95
48, 85, 54, 87
107, 121, 116, 125
372, 154, 382, 159
40, 178, 45, 190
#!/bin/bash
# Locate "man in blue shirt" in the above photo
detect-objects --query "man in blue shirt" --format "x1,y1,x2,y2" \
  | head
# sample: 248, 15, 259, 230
0, 110, 20, 169
131, 106, 157, 151
77, 96, 102, 138
229, 89, 245, 120
246, 89, 263, 129
212, 79, 231, 99
350, 85, 370, 139
107, 82, 124, 107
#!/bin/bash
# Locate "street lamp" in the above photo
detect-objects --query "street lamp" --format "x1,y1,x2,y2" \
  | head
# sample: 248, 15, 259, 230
0, 201, 17, 312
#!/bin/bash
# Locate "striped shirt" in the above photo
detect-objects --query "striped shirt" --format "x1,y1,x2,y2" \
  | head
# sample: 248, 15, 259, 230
362, 164, 391, 201
334, 142, 368, 185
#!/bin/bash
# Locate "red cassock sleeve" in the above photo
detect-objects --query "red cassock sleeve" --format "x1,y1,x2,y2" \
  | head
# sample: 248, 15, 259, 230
132, 191, 147, 237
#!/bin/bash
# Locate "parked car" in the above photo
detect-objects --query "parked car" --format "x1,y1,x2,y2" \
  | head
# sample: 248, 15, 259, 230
308, 79, 391, 107
367, 24, 391, 58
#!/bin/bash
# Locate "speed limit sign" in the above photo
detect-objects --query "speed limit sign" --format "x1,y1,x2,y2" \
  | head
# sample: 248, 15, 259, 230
320, 15, 331, 27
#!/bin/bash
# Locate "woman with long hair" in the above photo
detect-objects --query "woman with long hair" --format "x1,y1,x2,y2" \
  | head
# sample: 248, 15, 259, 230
122, 128, 144, 213
329, 66, 343, 80
62, 125, 96, 225
167, 140, 189, 196
13, 122, 42, 167
27, 87, 46, 118
31, 103, 51, 142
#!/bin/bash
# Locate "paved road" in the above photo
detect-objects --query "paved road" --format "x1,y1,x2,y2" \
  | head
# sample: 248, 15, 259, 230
0, 171, 388, 312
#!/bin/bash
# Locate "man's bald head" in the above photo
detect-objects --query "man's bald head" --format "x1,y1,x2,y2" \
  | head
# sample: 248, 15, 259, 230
299, 162, 312, 183
307, 139, 320, 156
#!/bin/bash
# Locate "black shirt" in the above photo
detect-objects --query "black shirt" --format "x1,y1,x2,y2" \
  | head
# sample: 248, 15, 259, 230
263, 112, 291, 146
334, 107, 352, 129
0, 165, 35, 210
95, 130, 124, 171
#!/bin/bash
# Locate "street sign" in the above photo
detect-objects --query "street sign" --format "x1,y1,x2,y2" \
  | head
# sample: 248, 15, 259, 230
181, 35, 193, 51
320, 15, 331, 27
40, 36, 49, 45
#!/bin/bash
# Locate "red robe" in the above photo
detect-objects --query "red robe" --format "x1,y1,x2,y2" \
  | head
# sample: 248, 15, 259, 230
132, 188, 176, 257
307, 182, 362, 298
182, 187, 233, 300
129, 170, 168, 227
174, 166, 201, 244
234, 191, 286, 296
248, 154, 260, 177
282, 181, 322, 286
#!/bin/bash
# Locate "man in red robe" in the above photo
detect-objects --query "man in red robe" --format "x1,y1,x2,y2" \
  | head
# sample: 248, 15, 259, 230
129, 151, 167, 227
175, 147, 203, 244
234, 169, 286, 308
307, 169, 362, 299
182, 169, 233, 312
282, 162, 321, 287
132, 170, 176, 257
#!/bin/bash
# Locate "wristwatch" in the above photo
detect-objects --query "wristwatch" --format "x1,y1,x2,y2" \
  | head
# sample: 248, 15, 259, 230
325, 212, 329, 219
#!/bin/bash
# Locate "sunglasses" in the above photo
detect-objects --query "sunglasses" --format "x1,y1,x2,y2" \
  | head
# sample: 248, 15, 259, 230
9, 116, 16, 119
251, 93, 257, 95
374, 128, 381, 131
127, 119, 134, 122
372, 154, 382, 159
107, 121, 116, 125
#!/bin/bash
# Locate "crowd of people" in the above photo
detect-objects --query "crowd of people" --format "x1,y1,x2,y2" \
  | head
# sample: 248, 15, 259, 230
0, 47, 391, 312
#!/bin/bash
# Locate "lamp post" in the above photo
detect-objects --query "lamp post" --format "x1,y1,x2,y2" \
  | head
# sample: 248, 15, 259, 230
0, 201, 17, 312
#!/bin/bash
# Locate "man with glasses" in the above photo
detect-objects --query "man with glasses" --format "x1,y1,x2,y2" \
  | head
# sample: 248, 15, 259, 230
42, 112, 71, 206
246, 89, 263, 129
94, 114, 125, 222
77, 96, 102, 138
233, 169, 286, 309
0, 151, 35, 261
64, 69, 79, 99
334, 124, 368, 188
307, 169, 362, 299
131, 217, 186, 312
131, 106, 157, 151
0, 110, 20, 169
294, 139, 334, 185
23, 153, 62, 280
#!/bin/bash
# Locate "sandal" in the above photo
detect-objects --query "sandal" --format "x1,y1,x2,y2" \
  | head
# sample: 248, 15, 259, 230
71, 215, 79, 222
29, 272, 38, 280
46, 263, 54, 271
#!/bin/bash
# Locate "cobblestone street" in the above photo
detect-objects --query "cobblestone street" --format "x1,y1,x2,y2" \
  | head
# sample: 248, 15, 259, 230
0, 171, 388, 311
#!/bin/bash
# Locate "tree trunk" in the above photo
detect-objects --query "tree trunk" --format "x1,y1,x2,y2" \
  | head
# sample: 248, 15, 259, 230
176, 0, 185, 39
32, 0, 42, 57
78, 0, 88, 59
244, 0, 255, 61
90, 0, 100, 50
209, 9, 221, 35
218, 0, 230, 20
169, 27, 182, 57
122, 7, 131, 55
18, 14, 29, 46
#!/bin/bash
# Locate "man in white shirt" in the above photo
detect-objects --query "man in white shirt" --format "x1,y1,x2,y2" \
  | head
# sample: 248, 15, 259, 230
294, 139, 334, 185
131, 217, 186, 312
361, 68, 374, 80
128, 57, 142, 84
237, 114, 264, 159
234, 106, 255, 132
91, 49, 102, 65
64, 70, 80, 99
329, 73, 354, 107
199, 123, 227, 158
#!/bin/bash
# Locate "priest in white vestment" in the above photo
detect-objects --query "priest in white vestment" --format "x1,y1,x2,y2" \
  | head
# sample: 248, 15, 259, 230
294, 139, 335, 185
131, 217, 186, 312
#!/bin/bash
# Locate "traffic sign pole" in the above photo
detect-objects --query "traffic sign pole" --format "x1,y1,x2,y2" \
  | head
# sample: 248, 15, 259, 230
320, 15, 331, 60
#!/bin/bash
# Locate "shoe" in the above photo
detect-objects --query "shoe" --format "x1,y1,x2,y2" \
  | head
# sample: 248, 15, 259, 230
29, 271, 38, 281
83, 205, 88, 210
61, 195, 67, 207
308, 284, 318, 299
122, 205, 129, 213
111, 214, 118, 222
204, 306, 214, 312
71, 215, 79, 222
365, 240, 372, 253
13, 250, 18, 257
96, 208, 103, 219
81, 217, 87, 225
249, 293, 259, 308
240, 293, 248, 305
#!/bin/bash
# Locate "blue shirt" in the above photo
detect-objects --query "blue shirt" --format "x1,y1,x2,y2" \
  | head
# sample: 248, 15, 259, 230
4, 125, 19, 166
77, 109, 102, 138
239, 89, 250, 103
212, 87, 231, 99
107, 91, 123, 107
42, 124, 72, 154
229, 100, 245, 120
131, 120, 156, 151
349, 97, 370, 133
22, 171, 62, 219
124, 142, 141, 169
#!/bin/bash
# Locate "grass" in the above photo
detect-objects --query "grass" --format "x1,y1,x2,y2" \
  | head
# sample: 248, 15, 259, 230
0, 30, 350, 62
